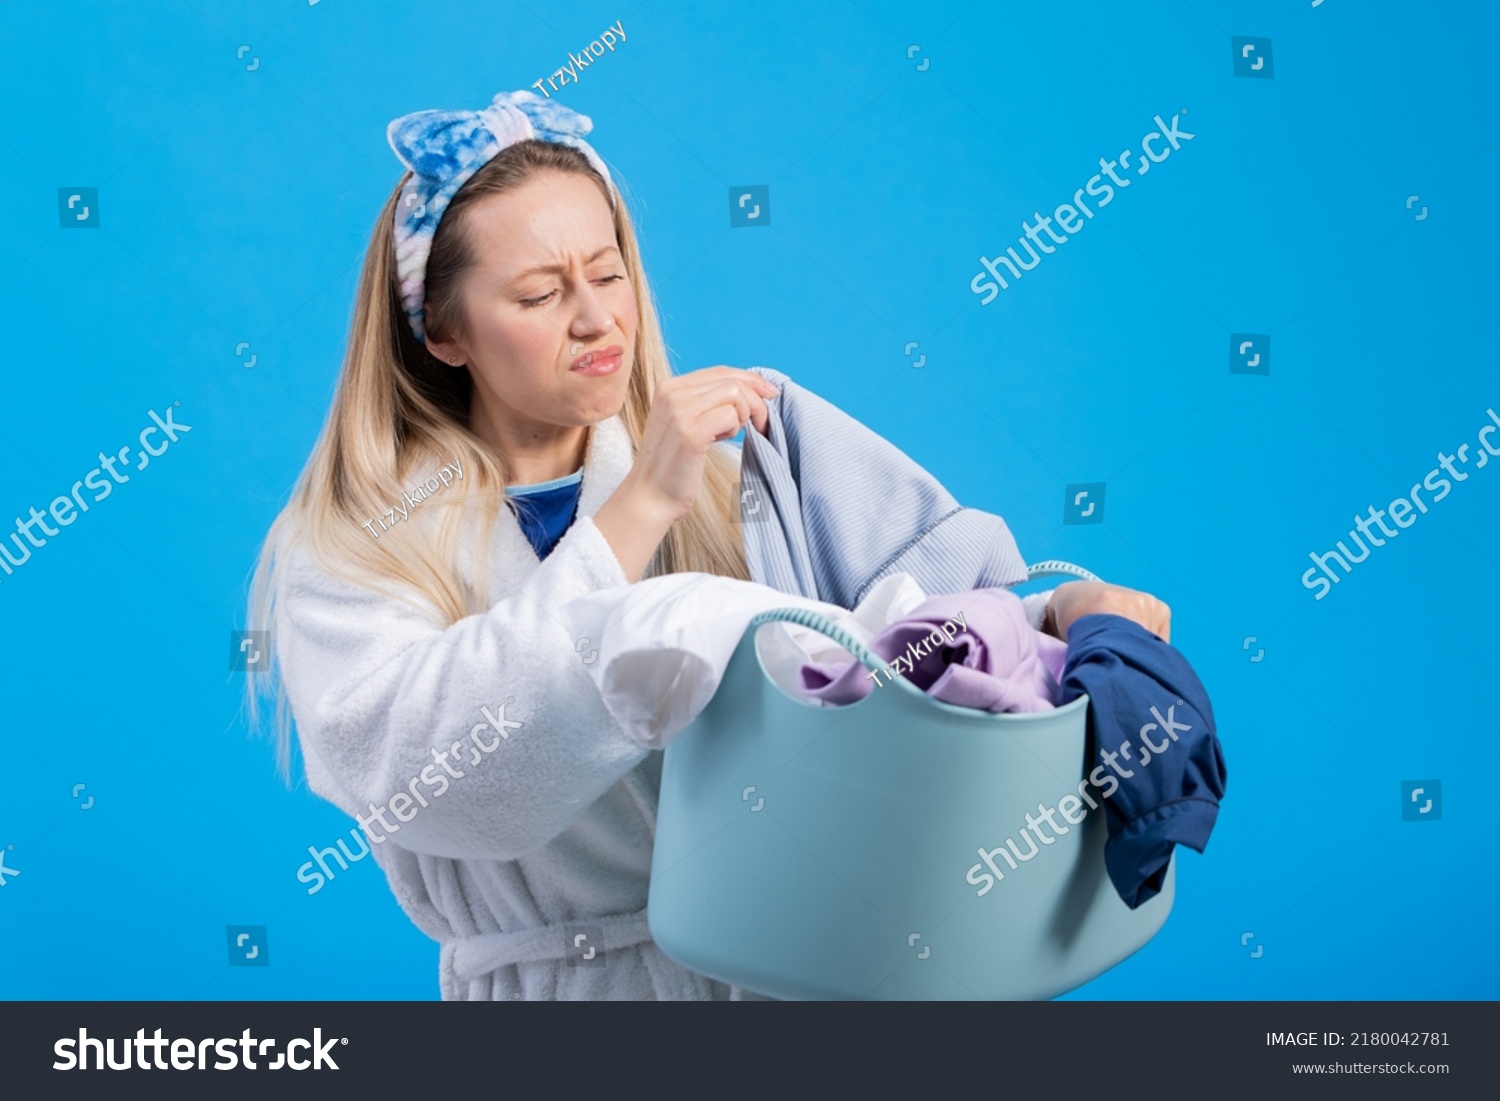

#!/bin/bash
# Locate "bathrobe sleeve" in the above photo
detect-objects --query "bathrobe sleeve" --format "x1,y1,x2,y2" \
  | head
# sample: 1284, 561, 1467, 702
272, 514, 650, 863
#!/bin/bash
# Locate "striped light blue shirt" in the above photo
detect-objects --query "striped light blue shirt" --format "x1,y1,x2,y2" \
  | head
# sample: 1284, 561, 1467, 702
737, 367, 1052, 627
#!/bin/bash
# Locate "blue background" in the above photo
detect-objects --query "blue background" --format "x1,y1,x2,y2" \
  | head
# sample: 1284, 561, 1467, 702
1, 0, 1496, 1000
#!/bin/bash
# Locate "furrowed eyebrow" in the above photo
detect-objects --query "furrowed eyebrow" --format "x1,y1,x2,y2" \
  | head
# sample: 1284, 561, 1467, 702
507, 246, 620, 285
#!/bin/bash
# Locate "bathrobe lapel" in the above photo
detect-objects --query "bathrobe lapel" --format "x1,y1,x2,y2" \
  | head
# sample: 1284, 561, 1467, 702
477, 414, 636, 594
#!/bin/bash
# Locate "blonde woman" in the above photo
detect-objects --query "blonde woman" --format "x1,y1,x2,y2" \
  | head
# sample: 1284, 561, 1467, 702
248, 89, 1170, 1001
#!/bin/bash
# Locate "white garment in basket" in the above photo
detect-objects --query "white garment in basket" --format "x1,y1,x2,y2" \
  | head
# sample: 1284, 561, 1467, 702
561, 572, 929, 749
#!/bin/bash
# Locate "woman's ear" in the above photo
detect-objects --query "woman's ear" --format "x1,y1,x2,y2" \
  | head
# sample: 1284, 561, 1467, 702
422, 306, 466, 365
424, 331, 465, 366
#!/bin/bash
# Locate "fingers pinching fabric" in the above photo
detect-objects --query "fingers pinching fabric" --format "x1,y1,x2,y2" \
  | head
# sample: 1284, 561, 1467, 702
386, 88, 616, 343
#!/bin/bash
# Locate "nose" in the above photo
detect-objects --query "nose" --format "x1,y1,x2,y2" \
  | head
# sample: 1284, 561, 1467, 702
568, 278, 615, 340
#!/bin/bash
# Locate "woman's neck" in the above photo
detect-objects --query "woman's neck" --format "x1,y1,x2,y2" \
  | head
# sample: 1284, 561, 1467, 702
469, 391, 588, 485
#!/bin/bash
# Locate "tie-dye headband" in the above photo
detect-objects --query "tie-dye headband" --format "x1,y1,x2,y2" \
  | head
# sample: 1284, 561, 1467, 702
385, 88, 617, 344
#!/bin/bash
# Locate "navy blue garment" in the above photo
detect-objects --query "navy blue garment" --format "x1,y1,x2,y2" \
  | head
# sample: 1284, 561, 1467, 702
505, 470, 583, 560
1057, 613, 1227, 909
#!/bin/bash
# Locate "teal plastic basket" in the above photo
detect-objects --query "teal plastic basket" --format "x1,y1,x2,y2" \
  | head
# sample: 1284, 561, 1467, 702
648, 563, 1174, 1000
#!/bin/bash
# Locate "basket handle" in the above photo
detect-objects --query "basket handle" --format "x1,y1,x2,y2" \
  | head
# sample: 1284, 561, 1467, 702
746, 606, 886, 674
746, 560, 1100, 675
1025, 560, 1102, 584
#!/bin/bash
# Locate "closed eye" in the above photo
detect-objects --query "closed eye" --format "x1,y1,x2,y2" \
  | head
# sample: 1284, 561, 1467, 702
520, 274, 625, 309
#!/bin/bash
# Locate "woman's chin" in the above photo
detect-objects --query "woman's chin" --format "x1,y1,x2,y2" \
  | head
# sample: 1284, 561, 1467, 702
571, 374, 631, 421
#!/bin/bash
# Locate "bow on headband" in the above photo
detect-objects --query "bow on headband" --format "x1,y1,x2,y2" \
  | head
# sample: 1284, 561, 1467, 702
386, 88, 616, 343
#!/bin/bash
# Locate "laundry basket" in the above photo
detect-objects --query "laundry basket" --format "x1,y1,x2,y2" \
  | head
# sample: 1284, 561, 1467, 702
647, 563, 1174, 1000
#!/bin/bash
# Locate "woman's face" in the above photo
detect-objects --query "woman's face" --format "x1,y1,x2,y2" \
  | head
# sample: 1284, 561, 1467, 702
429, 170, 638, 436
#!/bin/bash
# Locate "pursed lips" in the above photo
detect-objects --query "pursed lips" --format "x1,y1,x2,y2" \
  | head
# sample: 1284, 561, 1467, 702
569, 344, 624, 373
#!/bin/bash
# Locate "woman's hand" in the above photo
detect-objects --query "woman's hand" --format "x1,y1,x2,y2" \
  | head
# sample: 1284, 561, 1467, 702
1044, 581, 1171, 643
594, 366, 778, 582
624, 367, 778, 520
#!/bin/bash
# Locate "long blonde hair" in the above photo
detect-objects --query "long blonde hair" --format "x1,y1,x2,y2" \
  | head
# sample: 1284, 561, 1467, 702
247, 139, 748, 779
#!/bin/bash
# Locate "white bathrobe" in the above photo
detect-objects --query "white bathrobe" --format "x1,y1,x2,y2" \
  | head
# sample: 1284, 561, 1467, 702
272, 413, 765, 1000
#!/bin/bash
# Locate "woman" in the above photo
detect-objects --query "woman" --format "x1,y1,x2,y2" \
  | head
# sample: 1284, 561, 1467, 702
247, 89, 1170, 1001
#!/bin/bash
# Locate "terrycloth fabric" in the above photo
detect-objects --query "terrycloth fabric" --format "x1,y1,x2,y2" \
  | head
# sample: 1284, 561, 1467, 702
561, 571, 930, 749
799, 587, 1067, 712
1056, 613, 1228, 909
272, 367, 1068, 998
737, 366, 1056, 628
272, 413, 767, 1000
386, 89, 616, 343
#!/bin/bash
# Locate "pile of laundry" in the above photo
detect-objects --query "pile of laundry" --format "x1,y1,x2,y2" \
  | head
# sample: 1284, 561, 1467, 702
560, 363, 1226, 910
561, 570, 1227, 910
562, 571, 1067, 745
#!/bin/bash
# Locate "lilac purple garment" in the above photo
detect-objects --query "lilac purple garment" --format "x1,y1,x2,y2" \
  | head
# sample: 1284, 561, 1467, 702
798, 587, 1067, 712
